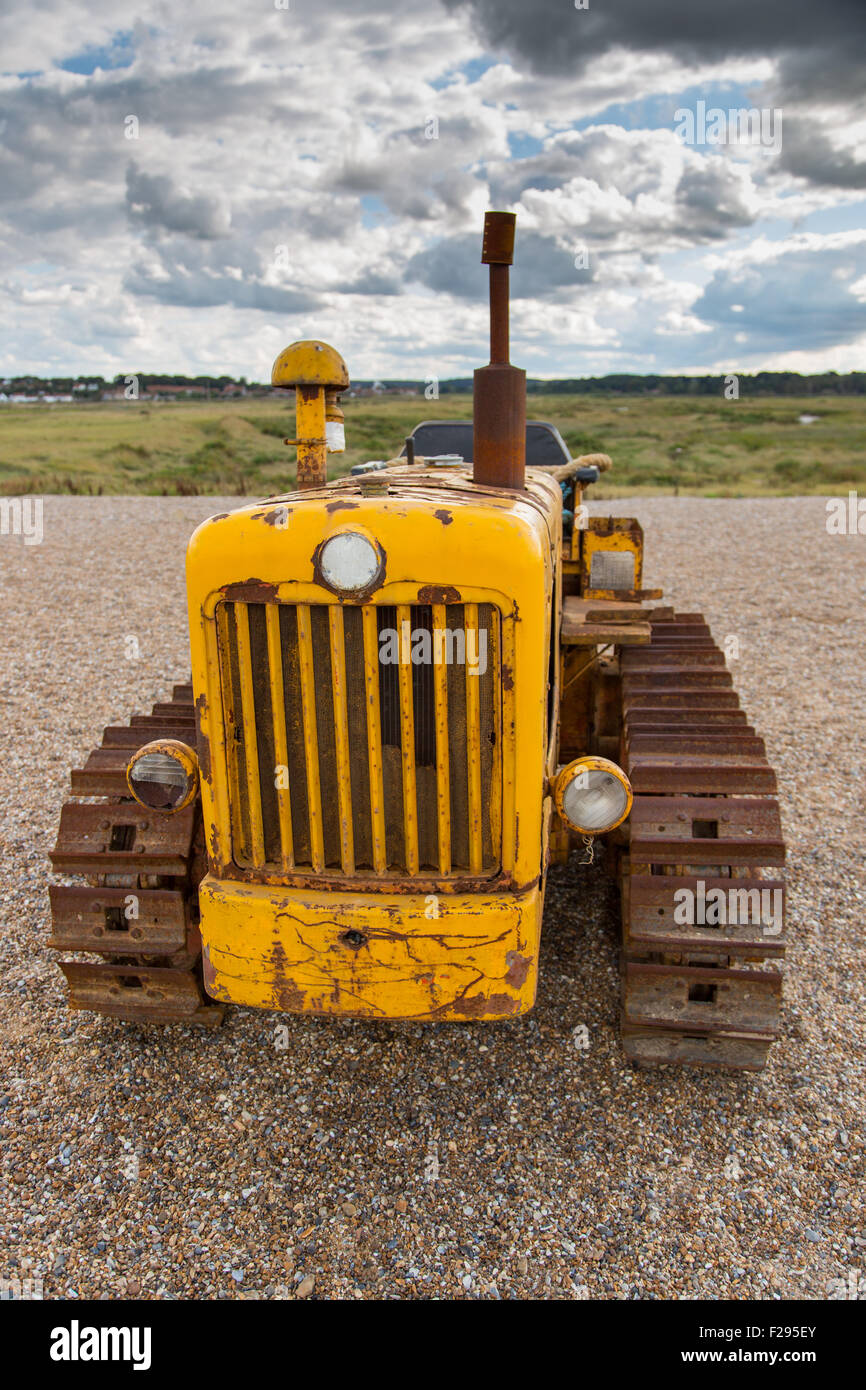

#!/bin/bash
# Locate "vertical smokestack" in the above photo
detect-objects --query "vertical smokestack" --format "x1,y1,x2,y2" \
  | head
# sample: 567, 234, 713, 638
473, 211, 526, 490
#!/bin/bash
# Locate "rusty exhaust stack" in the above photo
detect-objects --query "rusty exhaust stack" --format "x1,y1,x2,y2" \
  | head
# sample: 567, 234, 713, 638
473, 211, 526, 491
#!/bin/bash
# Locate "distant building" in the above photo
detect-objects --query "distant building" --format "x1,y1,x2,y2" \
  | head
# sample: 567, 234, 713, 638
345, 381, 418, 399
147, 384, 209, 399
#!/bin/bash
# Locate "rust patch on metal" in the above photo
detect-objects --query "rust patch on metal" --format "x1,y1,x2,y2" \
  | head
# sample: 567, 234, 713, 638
505, 951, 531, 988
501, 663, 514, 691
201, 943, 218, 995
325, 499, 359, 513
207, 513, 229, 524
207, 822, 222, 871
433, 509, 453, 526
259, 507, 293, 527
450, 991, 520, 1018
217, 860, 518, 894
220, 578, 279, 604
417, 584, 461, 604
269, 942, 307, 1012
194, 692, 211, 785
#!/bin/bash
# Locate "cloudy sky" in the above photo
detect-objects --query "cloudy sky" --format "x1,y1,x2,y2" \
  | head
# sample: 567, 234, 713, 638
2, 0, 865, 380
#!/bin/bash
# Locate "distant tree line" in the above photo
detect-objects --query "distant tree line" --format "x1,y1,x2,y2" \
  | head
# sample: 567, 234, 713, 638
1, 374, 247, 393
438, 371, 866, 396
4, 370, 865, 396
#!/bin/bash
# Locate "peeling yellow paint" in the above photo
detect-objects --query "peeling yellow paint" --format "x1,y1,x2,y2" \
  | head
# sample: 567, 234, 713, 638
199, 875, 542, 1020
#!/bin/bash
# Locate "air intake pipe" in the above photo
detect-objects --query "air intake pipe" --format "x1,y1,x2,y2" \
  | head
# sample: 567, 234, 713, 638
472, 211, 526, 491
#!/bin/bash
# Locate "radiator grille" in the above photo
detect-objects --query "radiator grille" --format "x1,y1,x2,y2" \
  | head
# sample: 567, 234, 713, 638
215, 600, 501, 878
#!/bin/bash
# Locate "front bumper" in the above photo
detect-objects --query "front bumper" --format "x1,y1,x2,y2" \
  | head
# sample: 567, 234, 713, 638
199, 875, 542, 1021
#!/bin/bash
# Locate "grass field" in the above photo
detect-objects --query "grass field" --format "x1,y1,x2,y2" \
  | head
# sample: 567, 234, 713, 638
1, 393, 864, 496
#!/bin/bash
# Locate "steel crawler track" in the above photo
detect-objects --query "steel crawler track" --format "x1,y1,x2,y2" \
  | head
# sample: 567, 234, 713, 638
49, 684, 224, 1027
619, 610, 786, 1070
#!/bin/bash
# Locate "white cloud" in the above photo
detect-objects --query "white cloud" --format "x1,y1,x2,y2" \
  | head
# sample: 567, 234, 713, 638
0, 0, 863, 377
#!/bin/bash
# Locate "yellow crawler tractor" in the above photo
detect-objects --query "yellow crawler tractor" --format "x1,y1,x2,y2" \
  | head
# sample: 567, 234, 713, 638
49, 212, 786, 1069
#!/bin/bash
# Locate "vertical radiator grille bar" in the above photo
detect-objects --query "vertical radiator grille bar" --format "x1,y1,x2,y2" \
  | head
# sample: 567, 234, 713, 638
233, 601, 266, 868
464, 601, 483, 874
499, 609, 517, 869
396, 603, 419, 874
265, 603, 294, 871
362, 606, 388, 874
216, 603, 248, 864
328, 606, 355, 875
295, 603, 325, 873
488, 611, 502, 865
431, 602, 451, 876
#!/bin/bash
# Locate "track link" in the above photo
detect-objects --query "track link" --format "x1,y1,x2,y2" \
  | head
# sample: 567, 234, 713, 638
48, 683, 224, 1027
618, 610, 786, 1071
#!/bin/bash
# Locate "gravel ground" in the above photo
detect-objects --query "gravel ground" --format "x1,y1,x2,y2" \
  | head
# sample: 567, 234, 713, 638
0, 495, 863, 1302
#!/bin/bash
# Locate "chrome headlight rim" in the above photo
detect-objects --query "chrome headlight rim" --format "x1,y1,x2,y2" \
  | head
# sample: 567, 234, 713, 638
126, 739, 200, 815
314, 528, 385, 598
554, 755, 633, 836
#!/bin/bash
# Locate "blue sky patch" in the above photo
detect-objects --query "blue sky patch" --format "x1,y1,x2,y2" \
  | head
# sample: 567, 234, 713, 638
58, 31, 135, 76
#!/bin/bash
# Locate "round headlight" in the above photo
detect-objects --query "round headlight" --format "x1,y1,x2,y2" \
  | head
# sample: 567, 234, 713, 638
317, 531, 383, 595
554, 756, 632, 835
126, 740, 199, 814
